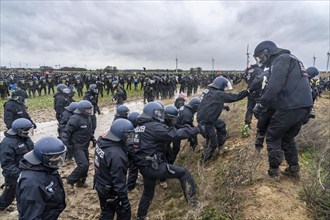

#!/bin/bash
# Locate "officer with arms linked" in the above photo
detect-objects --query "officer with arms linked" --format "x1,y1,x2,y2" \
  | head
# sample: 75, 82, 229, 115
253, 40, 312, 179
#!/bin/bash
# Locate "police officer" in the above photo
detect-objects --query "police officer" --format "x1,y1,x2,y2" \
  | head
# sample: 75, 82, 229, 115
134, 102, 205, 219
241, 64, 263, 137
172, 97, 201, 163
84, 84, 100, 147
126, 111, 140, 191
0, 119, 34, 210
3, 89, 36, 130
94, 119, 135, 220
197, 76, 249, 163
62, 100, 93, 187
54, 83, 71, 123
17, 136, 66, 219
253, 40, 312, 179
112, 81, 126, 106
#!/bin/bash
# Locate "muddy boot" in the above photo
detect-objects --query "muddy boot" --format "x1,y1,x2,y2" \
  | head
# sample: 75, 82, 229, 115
281, 165, 300, 179
76, 182, 88, 188
255, 133, 265, 152
268, 168, 280, 181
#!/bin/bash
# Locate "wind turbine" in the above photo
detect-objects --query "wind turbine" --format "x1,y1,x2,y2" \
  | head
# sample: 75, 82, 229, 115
326, 51, 330, 74
246, 44, 250, 68
313, 53, 316, 67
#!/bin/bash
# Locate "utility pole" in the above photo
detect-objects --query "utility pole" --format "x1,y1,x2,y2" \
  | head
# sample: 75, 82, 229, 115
212, 58, 215, 73
175, 56, 178, 73
313, 53, 316, 67
326, 51, 330, 74
9, 62, 11, 68
246, 44, 250, 68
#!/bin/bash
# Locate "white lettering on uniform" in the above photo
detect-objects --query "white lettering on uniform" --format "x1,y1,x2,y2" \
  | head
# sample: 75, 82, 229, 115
95, 145, 104, 159
135, 126, 145, 133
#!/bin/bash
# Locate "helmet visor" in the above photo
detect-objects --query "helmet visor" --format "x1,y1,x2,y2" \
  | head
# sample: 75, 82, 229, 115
43, 152, 66, 169
123, 130, 135, 145
93, 88, 99, 93
254, 49, 269, 66
18, 128, 32, 137
85, 107, 94, 115
153, 109, 165, 122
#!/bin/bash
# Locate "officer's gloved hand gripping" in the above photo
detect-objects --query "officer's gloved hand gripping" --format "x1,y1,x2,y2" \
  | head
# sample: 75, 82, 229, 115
197, 124, 206, 137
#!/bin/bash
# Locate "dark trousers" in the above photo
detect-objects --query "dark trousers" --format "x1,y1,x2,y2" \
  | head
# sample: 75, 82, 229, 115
137, 163, 196, 218
202, 119, 227, 162
127, 160, 139, 191
67, 148, 89, 184
0, 184, 16, 210
266, 108, 310, 169
245, 94, 257, 125
255, 108, 276, 149
97, 192, 131, 220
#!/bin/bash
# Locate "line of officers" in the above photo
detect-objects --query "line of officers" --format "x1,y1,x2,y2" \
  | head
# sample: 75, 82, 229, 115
0, 40, 316, 219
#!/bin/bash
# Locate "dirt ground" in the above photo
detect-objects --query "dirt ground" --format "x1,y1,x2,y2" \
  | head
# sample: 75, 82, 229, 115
1, 89, 329, 219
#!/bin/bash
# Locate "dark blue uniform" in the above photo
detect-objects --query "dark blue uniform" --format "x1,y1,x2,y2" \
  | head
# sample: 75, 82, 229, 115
260, 50, 312, 171
94, 137, 131, 220
62, 114, 92, 185
54, 92, 70, 122
3, 99, 34, 129
134, 114, 199, 219
197, 88, 248, 162
17, 159, 66, 220
0, 132, 34, 210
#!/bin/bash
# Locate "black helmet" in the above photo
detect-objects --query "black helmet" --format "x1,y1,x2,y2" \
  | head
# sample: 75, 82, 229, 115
24, 136, 67, 169
88, 84, 98, 94
7, 118, 33, 137
64, 102, 79, 112
56, 84, 70, 94
104, 119, 135, 143
12, 89, 28, 102
306, 67, 319, 78
253, 40, 278, 67
164, 105, 179, 126
115, 105, 130, 118
209, 76, 232, 91
186, 97, 201, 110
143, 101, 165, 122
74, 100, 93, 115
127, 111, 140, 128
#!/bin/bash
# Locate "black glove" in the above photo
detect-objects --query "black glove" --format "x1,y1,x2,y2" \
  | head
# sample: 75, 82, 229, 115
118, 194, 131, 214
188, 136, 198, 151
197, 124, 206, 138
253, 103, 266, 119
224, 105, 230, 111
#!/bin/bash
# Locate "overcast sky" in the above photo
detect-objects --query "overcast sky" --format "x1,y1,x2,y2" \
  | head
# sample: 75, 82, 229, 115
1, 1, 329, 71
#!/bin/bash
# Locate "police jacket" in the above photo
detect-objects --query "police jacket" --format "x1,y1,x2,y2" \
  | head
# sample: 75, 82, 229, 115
260, 50, 313, 110
53, 92, 70, 116
244, 65, 263, 88
177, 105, 195, 127
58, 110, 73, 134
4, 99, 34, 129
94, 137, 128, 198
83, 91, 99, 114
134, 114, 199, 167
17, 159, 66, 220
61, 114, 92, 149
197, 87, 249, 123
0, 133, 34, 185
114, 84, 125, 104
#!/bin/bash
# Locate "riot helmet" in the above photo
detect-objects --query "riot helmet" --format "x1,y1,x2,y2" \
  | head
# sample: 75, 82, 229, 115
253, 40, 278, 67
74, 100, 94, 115
127, 111, 140, 128
56, 83, 70, 94
209, 76, 232, 91
24, 136, 67, 169
306, 67, 319, 79
143, 101, 165, 122
12, 89, 28, 103
64, 102, 79, 112
7, 118, 33, 137
186, 97, 201, 112
105, 119, 135, 144
88, 84, 99, 94
164, 104, 179, 126
115, 104, 130, 118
